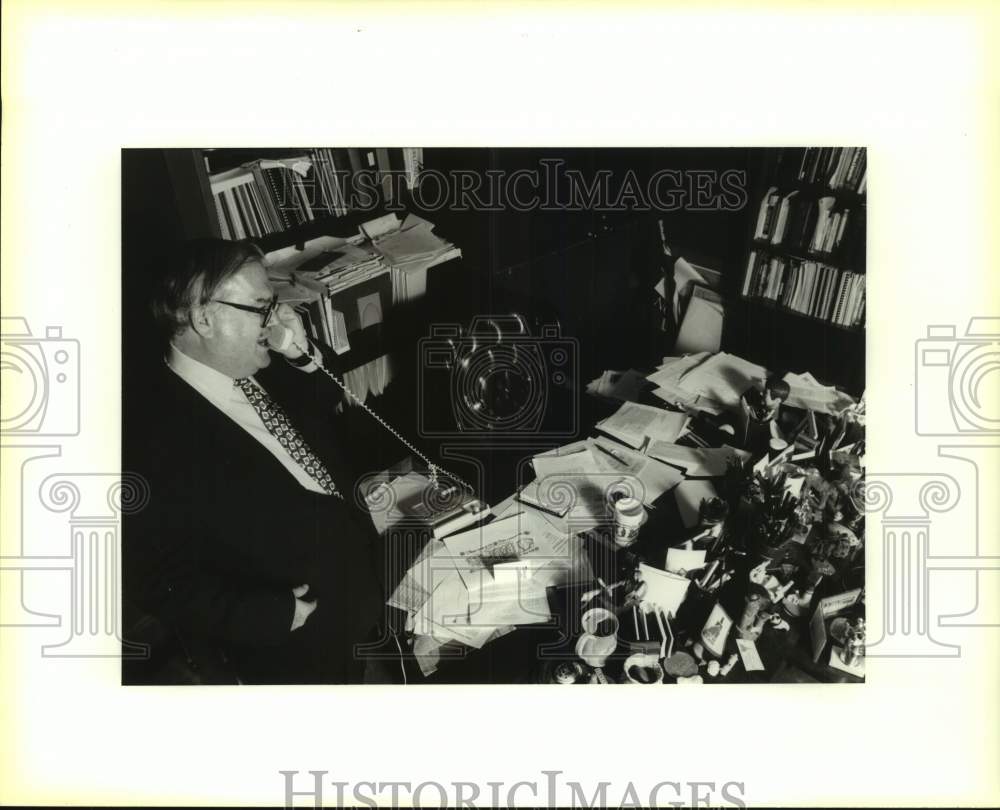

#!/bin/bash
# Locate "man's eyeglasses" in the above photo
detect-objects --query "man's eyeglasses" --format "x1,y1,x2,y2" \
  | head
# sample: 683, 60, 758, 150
212, 294, 279, 328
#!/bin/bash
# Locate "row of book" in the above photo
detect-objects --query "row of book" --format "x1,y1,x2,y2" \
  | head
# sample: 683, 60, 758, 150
742, 250, 866, 328
797, 146, 867, 193
209, 148, 424, 241
754, 188, 865, 262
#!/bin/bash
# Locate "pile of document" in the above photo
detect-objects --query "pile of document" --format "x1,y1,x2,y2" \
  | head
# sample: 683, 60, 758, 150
363, 212, 462, 304
266, 234, 387, 297
646, 351, 765, 413
782, 371, 856, 415
647, 351, 857, 421
594, 401, 689, 449
389, 505, 593, 675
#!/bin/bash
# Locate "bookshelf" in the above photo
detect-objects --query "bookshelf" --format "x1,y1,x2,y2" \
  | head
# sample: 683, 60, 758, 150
741, 147, 866, 330
724, 147, 866, 395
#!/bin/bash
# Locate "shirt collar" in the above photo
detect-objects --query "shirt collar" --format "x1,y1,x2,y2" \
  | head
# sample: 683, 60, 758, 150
166, 343, 251, 402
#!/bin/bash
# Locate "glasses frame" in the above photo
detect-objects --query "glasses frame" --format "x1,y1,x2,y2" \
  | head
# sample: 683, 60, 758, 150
212, 294, 279, 328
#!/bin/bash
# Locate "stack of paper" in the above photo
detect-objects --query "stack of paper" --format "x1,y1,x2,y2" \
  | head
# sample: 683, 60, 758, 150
392, 509, 573, 661
782, 371, 856, 415
674, 352, 767, 411
589, 437, 685, 506
517, 445, 609, 525
267, 234, 387, 297
373, 213, 456, 265
595, 401, 689, 449
646, 441, 751, 477
646, 354, 725, 414
373, 213, 463, 304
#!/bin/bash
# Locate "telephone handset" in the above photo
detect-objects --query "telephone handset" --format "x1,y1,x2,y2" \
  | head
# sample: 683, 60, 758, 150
266, 323, 473, 495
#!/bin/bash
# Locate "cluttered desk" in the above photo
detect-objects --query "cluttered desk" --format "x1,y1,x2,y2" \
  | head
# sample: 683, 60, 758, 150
368, 348, 866, 685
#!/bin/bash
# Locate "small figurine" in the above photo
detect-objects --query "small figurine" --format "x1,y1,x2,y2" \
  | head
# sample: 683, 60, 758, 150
739, 609, 770, 641
771, 579, 796, 603
749, 560, 770, 586
706, 660, 721, 677
841, 618, 866, 666
719, 653, 739, 676
767, 614, 790, 632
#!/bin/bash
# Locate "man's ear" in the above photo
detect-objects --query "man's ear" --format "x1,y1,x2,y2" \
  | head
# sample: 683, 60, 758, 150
188, 304, 214, 338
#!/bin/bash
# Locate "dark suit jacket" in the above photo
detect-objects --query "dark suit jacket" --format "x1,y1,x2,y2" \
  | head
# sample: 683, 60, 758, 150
124, 345, 384, 683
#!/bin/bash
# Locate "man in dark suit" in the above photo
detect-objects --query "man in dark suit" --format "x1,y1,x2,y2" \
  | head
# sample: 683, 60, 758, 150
125, 239, 384, 684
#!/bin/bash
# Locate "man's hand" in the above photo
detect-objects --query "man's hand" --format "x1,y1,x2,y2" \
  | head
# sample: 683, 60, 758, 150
290, 584, 316, 631
270, 303, 310, 360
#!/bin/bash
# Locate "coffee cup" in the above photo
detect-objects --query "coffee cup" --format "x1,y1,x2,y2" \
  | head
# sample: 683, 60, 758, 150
576, 607, 619, 667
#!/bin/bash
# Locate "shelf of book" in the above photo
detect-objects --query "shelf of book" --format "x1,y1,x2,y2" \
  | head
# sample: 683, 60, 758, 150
196, 147, 423, 252
738, 294, 864, 333
749, 239, 865, 272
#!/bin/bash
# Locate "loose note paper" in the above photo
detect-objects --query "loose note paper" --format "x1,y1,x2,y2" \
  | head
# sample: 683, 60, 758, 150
596, 402, 688, 449
736, 638, 765, 672
665, 547, 707, 574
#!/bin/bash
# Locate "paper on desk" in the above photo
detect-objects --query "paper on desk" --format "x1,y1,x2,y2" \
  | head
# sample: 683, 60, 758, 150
647, 442, 750, 477
679, 352, 767, 411
534, 439, 592, 458
736, 638, 765, 672
647, 352, 712, 388
443, 508, 577, 589
387, 538, 455, 615
532, 445, 602, 480
490, 493, 521, 520
412, 570, 495, 649
590, 437, 684, 505
665, 547, 707, 574
782, 371, 856, 415
674, 479, 719, 529
638, 563, 690, 619
519, 447, 611, 521
469, 563, 552, 626
595, 402, 688, 449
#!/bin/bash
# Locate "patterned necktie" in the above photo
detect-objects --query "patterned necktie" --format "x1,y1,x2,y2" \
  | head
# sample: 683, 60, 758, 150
235, 377, 342, 498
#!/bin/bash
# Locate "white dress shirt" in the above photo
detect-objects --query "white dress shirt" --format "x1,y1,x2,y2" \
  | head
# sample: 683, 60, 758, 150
166, 344, 327, 494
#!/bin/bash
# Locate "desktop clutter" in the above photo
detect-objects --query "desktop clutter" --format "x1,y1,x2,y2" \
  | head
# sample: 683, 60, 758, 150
381, 350, 865, 682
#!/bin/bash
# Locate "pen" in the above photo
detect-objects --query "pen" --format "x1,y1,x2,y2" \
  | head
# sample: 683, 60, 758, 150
595, 442, 628, 465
